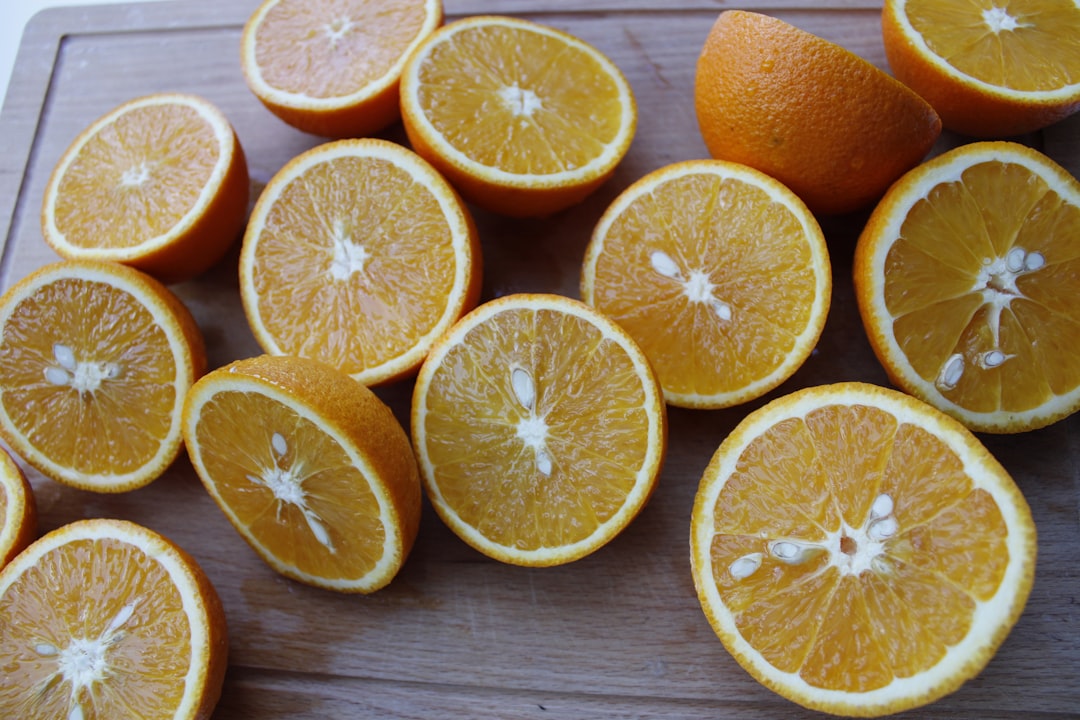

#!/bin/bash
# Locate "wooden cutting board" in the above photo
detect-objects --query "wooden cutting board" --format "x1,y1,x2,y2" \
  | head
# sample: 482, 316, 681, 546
1, 1, 1077, 717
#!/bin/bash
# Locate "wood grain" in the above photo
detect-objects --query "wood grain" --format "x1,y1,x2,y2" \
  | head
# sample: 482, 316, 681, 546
1, 2, 1077, 718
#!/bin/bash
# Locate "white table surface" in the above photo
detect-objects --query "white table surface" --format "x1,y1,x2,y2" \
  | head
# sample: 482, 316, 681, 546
0, 0, 169, 107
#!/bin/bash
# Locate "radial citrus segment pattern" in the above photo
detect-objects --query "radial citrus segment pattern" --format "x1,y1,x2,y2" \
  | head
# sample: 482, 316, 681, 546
901, 0, 1079, 92
192, 388, 386, 580
413, 23, 625, 175
0, 519, 226, 720
582, 161, 830, 409
413, 294, 665, 566
855, 141, 1080, 432
692, 383, 1036, 715
0, 261, 205, 491
240, 139, 479, 386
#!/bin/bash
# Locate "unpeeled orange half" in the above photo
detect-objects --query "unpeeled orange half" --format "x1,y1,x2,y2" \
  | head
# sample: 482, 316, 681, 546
854, 141, 1080, 433
241, 0, 442, 137
239, 138, 481, 386
41, 93, 249, 284
0, 517, 227, 720
582, 159, 831, 409
691, 381, 1036, 716
883, 0, 1080, 137
411, 293, 666, 567
0, 260, 206, 492
182, 354, 421, 593
400, 15, 637, 217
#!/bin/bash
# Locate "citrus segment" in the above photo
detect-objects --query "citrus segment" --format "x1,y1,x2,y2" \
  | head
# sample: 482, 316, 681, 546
883, 0, 1080, 137
691, 382, 1036, 716
400, 15, 637, 217
854, 141, 1080, 432
695, 10, 941, 215
0, 260, 206, 492
411, 293, 666, 566
0, 517, 227, 720
239, 138, 480, 386
41, 93, 248, 284
582, 159, 831, 409
182, 355, 421, 593
241, 0, 442, 137
0, 447, 35, 568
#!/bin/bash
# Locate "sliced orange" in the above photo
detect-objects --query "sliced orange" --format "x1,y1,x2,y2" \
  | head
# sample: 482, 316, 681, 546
41, 93, 249, 284
691, 381, 1036, 716
400, 15, 637, 217
0, 517, 227, 719
0, 447, 36, 568
0, 260, 206, 492
581, 159, 831, 409
695, 10, 941, 215
854, 141, 1080, 433
411, 293, 667, 566
240, 0, 442, 137
883, 0, 1080, 137
182, 354, 422, 593
239, 138, 481, 386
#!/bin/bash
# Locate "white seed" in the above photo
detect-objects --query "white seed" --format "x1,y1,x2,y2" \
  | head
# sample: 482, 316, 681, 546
711, 298, 732, 322
937, 353, 965, 391
729, 552, 762, 580
770, 541, 799, 560
535, 448, 553, 477
1024, 251, 1045, 271
870, 493, 894, 520
34, 643, 58, 656
983, 350, 1006, 368
303, 509, 335, 553
511, 367, 535, 410
69, 705, 85, 720
44, 367, 70, 386
868, 516, 899, 541
271, 432, 288, 457
1005, 247, 1027, 273
649, 250, 682, 280
105, 602, 136, 634
53, 343, 76, 370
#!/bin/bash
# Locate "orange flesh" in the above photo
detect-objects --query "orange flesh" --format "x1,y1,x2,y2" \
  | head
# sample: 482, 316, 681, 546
52, 104, 218, 248
254, 0, 429, 98
421, 307, 651, 551
249, 155, 459, 375
0, 278, 178, 475
413, 23, 625, 175
590, 173, 817, 397
903, 0, 1080, 91
193, 389, 386, 580
709, 403, 1009, 691
883, 160, 1080, 414
0, 537, 191, 716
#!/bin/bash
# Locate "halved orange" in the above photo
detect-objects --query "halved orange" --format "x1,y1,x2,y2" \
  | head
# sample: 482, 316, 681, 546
695, 10, 941, 215
582, 159, 831, 409
411, 293, 667, 566
854, 141, 1080, 433
400, 15, 637, 217
691, 381, 1036, 716
241, 0, 442, 137
0, 447, 35, 568
41, 93, 249, 284
239, 138, 481, 386
0, 260, 206, 492
182, 354, 422, 593
883, 0, 1080, 137
0, 517, 227, 719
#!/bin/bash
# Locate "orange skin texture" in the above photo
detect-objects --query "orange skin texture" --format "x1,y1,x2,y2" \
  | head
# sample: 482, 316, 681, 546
695, 11, 941, 216
881, 1, 1080, 137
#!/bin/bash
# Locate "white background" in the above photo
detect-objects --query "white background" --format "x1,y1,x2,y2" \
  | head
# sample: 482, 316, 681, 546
0, 0, 169, 106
